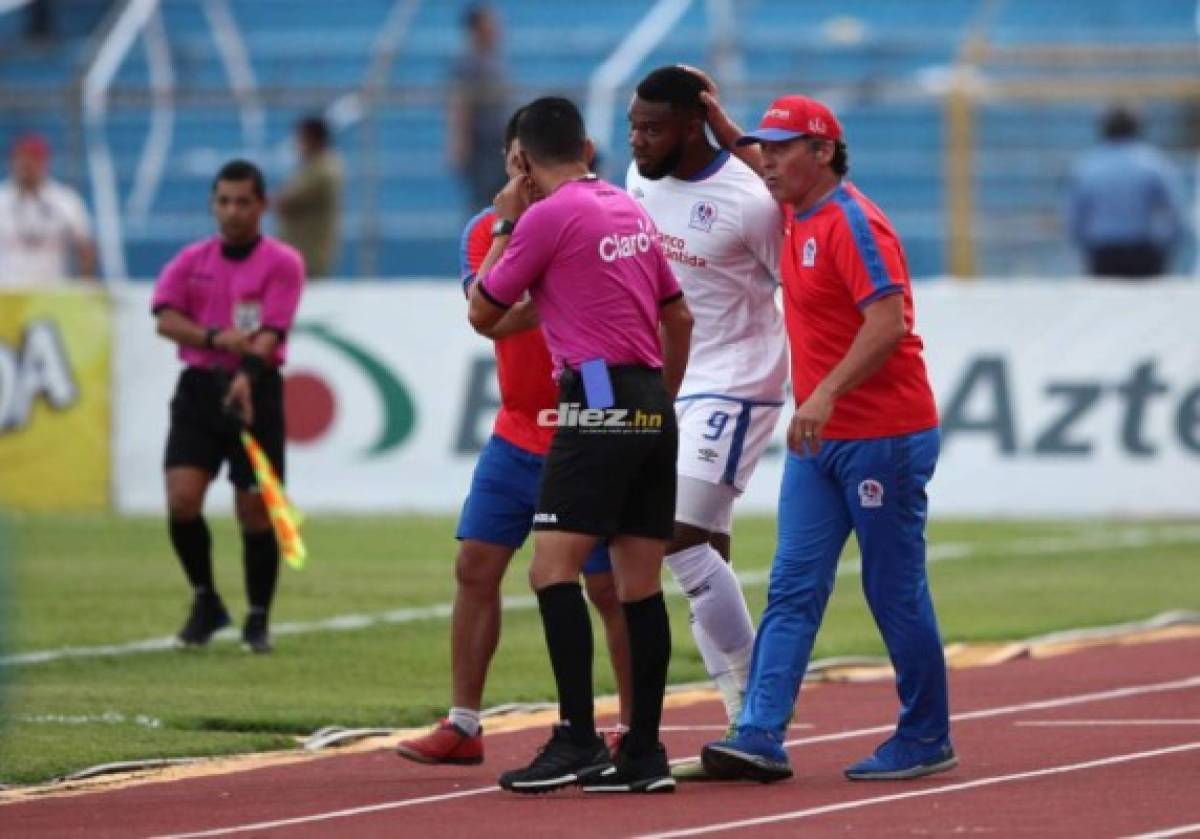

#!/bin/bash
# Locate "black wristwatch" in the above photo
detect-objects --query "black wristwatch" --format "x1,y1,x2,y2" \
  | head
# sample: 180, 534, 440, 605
491, 218, 515, 237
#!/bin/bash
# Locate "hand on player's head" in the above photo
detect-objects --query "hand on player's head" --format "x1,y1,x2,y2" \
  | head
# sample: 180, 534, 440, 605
675, 64, 718, 97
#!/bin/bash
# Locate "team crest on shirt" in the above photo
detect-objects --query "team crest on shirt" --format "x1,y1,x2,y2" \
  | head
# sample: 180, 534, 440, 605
689, 200, 718, 232
233, 301, 262, 331
802, 237, 817, 267
858, 479, 884, 508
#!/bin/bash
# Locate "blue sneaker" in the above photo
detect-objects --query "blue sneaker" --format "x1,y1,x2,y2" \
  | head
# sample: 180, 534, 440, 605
700, 726, 792, 783
844, 734, 958, 780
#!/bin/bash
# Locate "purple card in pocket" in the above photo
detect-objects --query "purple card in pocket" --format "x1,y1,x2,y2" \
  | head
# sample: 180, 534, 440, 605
580, 358, 614, 410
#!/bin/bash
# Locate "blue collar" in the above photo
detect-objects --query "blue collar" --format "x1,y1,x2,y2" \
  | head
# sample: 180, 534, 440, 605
793, 182, 846, 221
683, 149, 730, 183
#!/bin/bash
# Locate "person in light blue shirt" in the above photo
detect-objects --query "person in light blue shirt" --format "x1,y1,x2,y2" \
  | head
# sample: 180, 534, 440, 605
1065, 107, 1186, 279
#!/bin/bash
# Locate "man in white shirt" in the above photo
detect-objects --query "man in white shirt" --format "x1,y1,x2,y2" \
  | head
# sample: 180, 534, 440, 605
0, 135, 96, 287
626, 66, 787, 777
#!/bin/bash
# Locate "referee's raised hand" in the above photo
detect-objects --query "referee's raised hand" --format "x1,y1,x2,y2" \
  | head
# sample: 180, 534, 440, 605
493, 173, 534, 223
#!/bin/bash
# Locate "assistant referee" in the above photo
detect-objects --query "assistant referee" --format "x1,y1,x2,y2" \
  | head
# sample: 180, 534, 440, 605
152, 159, 305, 655
468, 97, 693, 795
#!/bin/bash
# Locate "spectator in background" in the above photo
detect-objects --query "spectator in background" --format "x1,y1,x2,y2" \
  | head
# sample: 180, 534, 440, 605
0, 134, 96, 287
448, 3, 510, 212
276, 116, 343, 279
1066, 107, 1186, 279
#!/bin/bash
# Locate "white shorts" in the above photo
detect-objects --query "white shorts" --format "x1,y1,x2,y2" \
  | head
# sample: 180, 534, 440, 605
674, 396, 783, 531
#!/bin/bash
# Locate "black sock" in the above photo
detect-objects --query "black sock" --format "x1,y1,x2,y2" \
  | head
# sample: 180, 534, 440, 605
536, 581, 595, 745
169, 516, 215, 596
622, 591, 671, 758
242, 529, 280, 615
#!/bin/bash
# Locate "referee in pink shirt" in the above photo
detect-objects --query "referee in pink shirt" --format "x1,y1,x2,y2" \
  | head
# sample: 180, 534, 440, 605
469, 97, 693, 794
151, 160, 305, 655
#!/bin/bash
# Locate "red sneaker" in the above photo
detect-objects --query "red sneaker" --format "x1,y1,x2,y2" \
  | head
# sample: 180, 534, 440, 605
396, 719, 484, 765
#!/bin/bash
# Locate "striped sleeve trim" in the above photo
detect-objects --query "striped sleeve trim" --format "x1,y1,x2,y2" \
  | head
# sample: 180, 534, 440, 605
459, 206, 493, 280
856, 283, 904, 310
833, 187, 892, 292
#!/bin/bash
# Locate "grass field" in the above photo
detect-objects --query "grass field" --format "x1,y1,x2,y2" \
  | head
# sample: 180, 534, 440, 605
0, 513, 1197, 786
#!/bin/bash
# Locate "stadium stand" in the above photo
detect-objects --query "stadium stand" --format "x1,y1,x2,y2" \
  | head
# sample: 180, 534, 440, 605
1, 0, 1195, 279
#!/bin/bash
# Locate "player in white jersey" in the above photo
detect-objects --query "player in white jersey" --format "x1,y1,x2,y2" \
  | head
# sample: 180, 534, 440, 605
626, 67, 787, 776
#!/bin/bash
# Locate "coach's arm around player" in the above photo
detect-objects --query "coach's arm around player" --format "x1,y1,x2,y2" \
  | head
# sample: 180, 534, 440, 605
673, 65, 765, 178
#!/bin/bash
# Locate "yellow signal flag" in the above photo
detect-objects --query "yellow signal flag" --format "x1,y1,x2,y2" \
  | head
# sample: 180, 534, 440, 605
240, 430, 307, 569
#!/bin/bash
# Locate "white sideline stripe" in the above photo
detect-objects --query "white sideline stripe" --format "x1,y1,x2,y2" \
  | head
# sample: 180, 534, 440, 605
1017, 720, 1200, 727
659, 724, 814, 732
153, 786, 499, 838
153, 675, 1200, 838
9, 523, 1200, 668
780, 676, 1200, 750
1126, 823, 1200, 839
0, 541, 965, 667
637, 742, 1200, 839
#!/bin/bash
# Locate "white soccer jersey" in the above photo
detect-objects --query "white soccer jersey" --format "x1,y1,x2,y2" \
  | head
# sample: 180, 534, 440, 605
0, 178, 92, 287
627, 152, 787, 402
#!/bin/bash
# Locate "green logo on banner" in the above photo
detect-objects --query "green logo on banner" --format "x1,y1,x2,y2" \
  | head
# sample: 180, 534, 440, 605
294, 324, 416, 456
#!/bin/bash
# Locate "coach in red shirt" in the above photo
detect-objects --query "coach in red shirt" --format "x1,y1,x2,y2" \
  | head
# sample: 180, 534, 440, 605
699, 95, 955, 783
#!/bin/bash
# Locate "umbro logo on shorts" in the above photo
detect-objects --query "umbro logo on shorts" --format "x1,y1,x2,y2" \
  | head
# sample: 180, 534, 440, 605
698, 448, 719, 464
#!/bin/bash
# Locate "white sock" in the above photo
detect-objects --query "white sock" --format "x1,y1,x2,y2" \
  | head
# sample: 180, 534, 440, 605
668, 543, 755, 657
725, 637, 753, 692
693, 618, 751, 723
668, 543, 756, 720
690, 616, 727, 682
713, 671, 743, 723
448, 707, 481, 736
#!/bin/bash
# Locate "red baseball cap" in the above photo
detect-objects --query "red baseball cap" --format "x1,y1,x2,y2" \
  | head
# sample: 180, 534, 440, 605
11, 134, 50, 159
736, 95, 843, 145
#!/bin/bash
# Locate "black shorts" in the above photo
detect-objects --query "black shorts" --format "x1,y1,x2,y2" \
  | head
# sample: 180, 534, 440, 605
534, 365, 677, 541
164, 367, 285, 490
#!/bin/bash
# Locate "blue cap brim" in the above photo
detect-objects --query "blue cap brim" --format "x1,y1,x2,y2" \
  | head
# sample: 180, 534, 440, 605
735, 128, 807, 146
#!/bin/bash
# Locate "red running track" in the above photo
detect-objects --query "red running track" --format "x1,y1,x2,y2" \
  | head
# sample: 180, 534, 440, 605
2, 637, 1198, 838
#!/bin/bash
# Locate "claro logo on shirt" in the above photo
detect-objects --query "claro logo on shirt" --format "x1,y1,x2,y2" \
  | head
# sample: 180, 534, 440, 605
598, 223, 653, 263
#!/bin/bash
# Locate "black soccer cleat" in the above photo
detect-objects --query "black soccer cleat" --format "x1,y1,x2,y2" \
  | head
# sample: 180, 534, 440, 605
177, 593, 232, 647
582, 742, 676, 794
498, 724, 611, 794
241, 611, 273, 654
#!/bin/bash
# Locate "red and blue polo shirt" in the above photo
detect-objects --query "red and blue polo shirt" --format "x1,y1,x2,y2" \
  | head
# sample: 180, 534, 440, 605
781, 182, 938, 439
461, 207, 557, 456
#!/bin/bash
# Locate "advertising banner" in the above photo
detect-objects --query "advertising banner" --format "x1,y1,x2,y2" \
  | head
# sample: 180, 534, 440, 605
0, 289, 110, 511
114, 282, 1200, 517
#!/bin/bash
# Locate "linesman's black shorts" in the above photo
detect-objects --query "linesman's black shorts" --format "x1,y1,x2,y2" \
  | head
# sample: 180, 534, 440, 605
164, 367, 285, 490
534, 365, 677, 541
